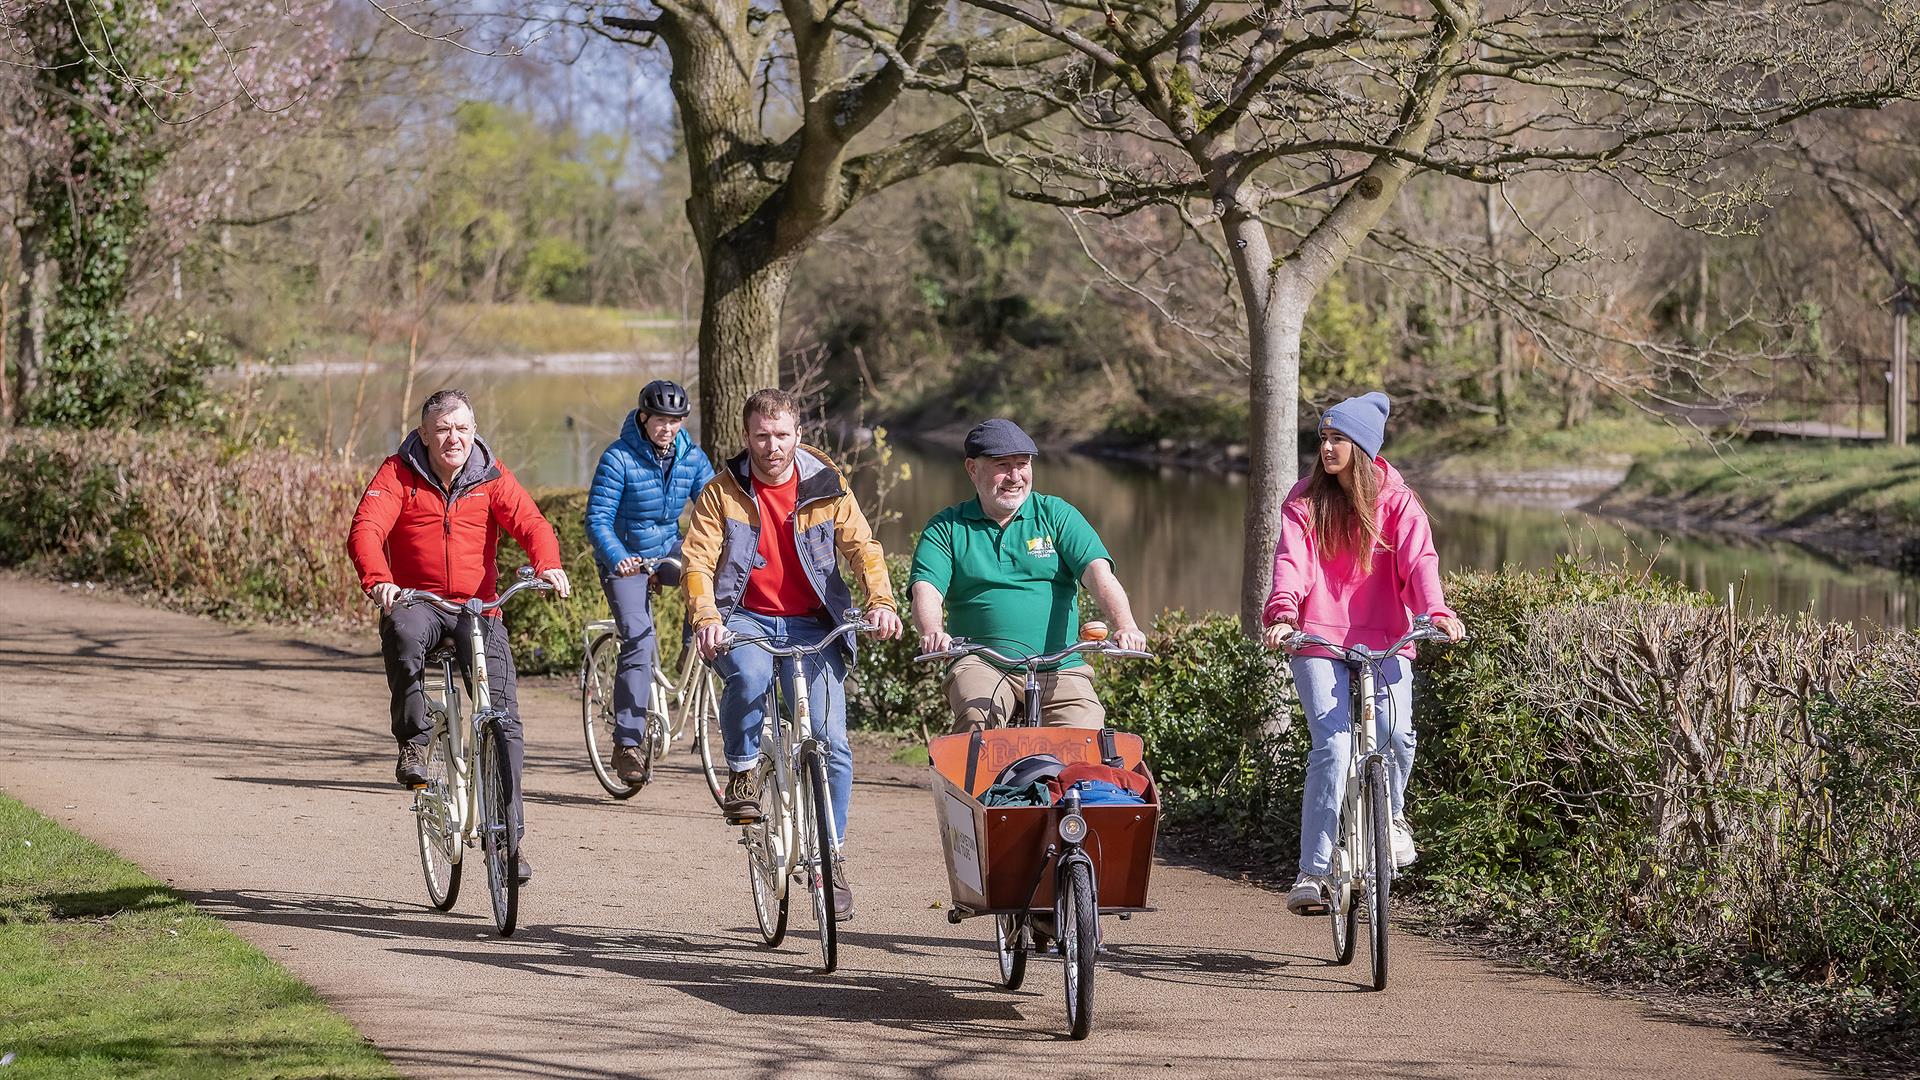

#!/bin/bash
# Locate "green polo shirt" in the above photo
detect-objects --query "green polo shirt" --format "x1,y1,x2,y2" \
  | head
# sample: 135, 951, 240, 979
909, 493, 1112, 670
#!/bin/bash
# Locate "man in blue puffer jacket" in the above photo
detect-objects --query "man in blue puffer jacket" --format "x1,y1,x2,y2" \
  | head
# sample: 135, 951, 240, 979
585, 379, 716, 784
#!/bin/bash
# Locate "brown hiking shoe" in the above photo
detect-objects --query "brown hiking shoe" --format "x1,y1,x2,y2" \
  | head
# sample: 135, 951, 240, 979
395, 742, 429, 789
722, 769, 762, 824
832, 858, 854, 922
612, 745, 647, 785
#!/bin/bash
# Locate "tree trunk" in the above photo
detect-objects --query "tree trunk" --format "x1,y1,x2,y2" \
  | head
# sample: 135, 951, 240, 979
697, 235, 795, 458
12, 226, 50, 423
1240, 297, 1309, 634
1226, 205, 1311, 633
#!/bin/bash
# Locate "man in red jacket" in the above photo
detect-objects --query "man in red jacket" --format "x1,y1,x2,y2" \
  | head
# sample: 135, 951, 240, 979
348, 388, 571, 882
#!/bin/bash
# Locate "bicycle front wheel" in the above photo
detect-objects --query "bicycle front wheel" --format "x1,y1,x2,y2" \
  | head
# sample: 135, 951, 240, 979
1364, 756, 1392, 991
414, 722, 462, 911
582, 634, 642, 799
800, 749, 838, 973
1060, 858, 1097, 1040
480, 722, 519, 936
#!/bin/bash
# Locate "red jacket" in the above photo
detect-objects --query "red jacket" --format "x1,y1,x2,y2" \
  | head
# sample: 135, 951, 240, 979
347, 434, 562, 605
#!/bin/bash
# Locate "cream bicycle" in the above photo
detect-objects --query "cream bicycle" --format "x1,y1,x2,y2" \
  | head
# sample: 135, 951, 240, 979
722, 611, 876, 974
405, 567, 555, 937
1284, 614, 1455, 990
580, 557, 721, 800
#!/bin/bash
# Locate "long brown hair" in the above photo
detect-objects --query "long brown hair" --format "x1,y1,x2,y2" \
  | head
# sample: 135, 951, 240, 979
1303, 451, 1384, 575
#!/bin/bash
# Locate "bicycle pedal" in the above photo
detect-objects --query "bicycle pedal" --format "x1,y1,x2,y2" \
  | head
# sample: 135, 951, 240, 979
407, 782, 428, 791
1293, 903, 1329, 917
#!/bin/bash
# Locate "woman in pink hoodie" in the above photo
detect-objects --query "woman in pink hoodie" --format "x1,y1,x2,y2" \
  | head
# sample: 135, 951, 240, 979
1259, 392, 1466, 914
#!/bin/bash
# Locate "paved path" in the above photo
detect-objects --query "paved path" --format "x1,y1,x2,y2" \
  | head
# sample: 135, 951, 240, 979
0, 575, 1824, 1078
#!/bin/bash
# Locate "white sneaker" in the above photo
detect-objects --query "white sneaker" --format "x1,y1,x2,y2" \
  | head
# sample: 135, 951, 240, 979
1286, 874, 1328, 915
1390, 818, 1417, 868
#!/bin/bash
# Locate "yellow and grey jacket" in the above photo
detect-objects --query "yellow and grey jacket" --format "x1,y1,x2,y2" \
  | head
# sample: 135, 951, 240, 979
682, 444, 895, 652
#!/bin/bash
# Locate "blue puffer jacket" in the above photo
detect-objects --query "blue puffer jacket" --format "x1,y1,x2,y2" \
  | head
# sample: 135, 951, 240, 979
585, 414, 716, 570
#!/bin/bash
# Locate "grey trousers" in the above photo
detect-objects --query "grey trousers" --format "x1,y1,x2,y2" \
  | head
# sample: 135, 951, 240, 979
598, 569, 658, 748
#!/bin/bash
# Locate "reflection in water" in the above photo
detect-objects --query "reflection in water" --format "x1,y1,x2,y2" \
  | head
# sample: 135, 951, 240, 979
869, 444, 1920, 630
258, 357, 698, 490
266, 367, 1920, 629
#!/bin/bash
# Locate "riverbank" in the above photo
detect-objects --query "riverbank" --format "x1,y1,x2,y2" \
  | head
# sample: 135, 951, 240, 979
1071, 417, 1920, 579
1591, 442, 1920, 573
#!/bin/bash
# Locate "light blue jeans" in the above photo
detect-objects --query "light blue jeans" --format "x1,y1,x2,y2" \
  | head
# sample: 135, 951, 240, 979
1291, 655, 1416, 876
711, 609, 853, 844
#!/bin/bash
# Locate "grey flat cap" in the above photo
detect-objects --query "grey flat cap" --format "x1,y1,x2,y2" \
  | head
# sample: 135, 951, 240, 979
963, 418, 1040, 458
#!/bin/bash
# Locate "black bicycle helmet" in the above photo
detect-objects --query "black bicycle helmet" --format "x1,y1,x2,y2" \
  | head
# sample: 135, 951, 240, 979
992, 753, 1066, 791
638, 379, 691, 418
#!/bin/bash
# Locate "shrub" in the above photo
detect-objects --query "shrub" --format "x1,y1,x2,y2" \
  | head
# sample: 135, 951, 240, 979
1101, 611, 1305, 859
1416, 559, 1919, 1028
495, 488, 687, 678
0, 429, 365, 622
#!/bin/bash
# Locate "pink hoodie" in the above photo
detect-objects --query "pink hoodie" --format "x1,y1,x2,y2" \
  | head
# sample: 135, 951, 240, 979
1261, 458, 1454, 659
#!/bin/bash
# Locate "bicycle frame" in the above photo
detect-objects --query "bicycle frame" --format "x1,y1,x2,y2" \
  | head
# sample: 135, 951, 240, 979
1285, 615, 1454, 979
582, 619, 687, 749
1327, 658, 1384, 914
726, 617, 871, 898
416, 595, 520, 861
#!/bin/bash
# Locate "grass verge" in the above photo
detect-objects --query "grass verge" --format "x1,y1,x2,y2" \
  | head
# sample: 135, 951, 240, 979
1391, 412, 1693, 477
1614, 439, 1920, 532
0, 792, 396, 1079
432, 302, 684, 356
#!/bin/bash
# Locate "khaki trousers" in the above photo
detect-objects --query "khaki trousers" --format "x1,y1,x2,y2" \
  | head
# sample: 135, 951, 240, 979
943, 655, 1107, 733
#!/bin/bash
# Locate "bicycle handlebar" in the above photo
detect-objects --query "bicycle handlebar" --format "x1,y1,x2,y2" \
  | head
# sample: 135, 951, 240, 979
912, 638, 1156, 668
396, 571, 555, 616
1283, 614, 1462, 663
721, 612, 879, 659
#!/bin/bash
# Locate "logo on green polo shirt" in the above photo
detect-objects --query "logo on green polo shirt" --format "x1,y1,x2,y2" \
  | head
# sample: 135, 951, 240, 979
1026, 535, 1057, 559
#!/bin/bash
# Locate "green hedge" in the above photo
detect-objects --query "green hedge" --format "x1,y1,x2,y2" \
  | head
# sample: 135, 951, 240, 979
495, 488, 685, 677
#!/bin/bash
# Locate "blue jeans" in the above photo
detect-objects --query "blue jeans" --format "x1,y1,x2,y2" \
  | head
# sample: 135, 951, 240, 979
711, 609, 853, 844
599, 569, 658, 748
1292, 655, 1415, 876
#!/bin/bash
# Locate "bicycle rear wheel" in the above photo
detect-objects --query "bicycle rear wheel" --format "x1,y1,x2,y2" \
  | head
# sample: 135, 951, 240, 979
1060, 858, 1097, 1040
745, 754, 788, 945
582, 633, 641, 799
801, 748, 838, 973
414, 721, 462, 911
1330, 815, 1358, 965
693, 669, 725, 809
995, 914, 1028, 989
1364, 756, 1392, 991
480, 722, 519, 936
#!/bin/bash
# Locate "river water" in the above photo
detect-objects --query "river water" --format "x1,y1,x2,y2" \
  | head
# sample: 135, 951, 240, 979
259, 358, 1920, 630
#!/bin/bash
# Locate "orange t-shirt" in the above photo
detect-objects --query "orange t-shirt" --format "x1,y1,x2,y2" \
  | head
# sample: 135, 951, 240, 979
743, 468, 823, 617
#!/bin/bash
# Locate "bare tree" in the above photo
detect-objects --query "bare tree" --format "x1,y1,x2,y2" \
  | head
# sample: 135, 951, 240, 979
554, 0, 1081, 450
962, 0, 1920, 629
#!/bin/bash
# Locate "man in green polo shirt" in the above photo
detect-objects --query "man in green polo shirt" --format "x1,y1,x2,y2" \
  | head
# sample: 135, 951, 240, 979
909, 418, 1148, 732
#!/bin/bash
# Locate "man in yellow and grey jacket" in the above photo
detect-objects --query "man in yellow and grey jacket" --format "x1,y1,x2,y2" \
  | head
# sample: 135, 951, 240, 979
681, 387, 900, 919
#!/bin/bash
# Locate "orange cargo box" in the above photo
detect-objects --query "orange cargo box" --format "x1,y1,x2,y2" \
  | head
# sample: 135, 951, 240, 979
928, 727, 1158, 915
